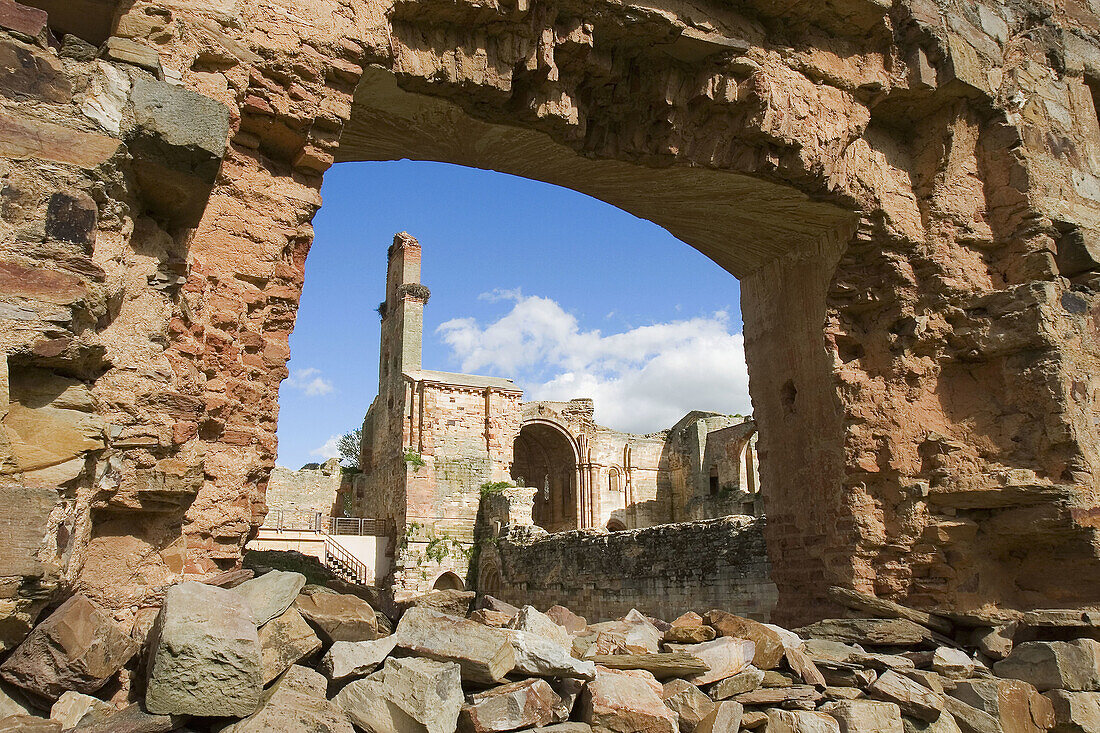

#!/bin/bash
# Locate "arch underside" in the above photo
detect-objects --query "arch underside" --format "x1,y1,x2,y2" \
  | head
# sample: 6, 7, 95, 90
512, 422, 579, 533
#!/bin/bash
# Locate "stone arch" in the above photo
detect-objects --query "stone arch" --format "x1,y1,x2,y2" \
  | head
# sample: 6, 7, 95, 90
432, 571, 466, 591
606, 518, 627, 533
511, 420, 580, 533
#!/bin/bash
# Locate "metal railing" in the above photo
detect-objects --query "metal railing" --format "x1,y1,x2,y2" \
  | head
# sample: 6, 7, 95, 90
262, 510, 387, 537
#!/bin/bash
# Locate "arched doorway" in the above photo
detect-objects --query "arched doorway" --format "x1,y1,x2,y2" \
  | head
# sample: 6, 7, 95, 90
432, 571, 466, 591
511, 422, 578, 533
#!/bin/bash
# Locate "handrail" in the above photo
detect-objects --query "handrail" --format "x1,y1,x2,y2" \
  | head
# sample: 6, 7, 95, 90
321, 530, 371, 586
260, 510, 387, 537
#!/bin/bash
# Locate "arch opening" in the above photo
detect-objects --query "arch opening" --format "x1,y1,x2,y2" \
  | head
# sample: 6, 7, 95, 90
432, 571, 466, 591
511, 422, 579, 533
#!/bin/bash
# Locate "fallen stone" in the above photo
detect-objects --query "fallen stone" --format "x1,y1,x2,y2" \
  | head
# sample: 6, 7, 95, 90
940, 696, 1001, 733
665, 625, 717, 644
505, 629, 597, 679
145, 582, 262, 717
805, 639, 865, 665
740, 710, 768, 730
971, 626, 1014, 661
232, 571, 306, 626
661, 679, 713, 732
667, 636, 755, 685
220, 665, 354, 733
902, 712, 962, 733
477, 596, 520, 616
733, 685, 823, 706
767, 709, 842, 733
869, 671, 945, 722
397, 590, 475, 618
259, 607, 322, 684
101, 37, 161, 72
949, 677, 1054, 732
693, 700, 743, 733
470, 610, 514, 628
0, 683, 32, 719
930, 648, 976, 680
0, 715, 59, 732
294, 591, 379, 642
825, 687, 867, 701
820, 700, 904, 733
0, 595, 138, 701
0, 38, 70, 104
706, 610, 785, 669
546, 606, 587, 635
993, 639, 1100, 692
50, 690, 114, 728
507, 605, 571, 648
320, 636, 397, 682
588, 652, 709, 679
825, 587, 954, 636
0, 0, 47, 38
849, 652, 917, 671
551, 678, 585, 721
393, 608, 515, 684
1043, 689, 1100, 733
61, 703, 184, 733
709, 665, 764, 699
589, 610, 662, 654
460, 678, 562, 733
796, 619, 934, 647
531, 725, 592, 733
763, 670, 799, 686
335, 678, 420, 733
581, 666, 677, 733
819, 665, 877, 689
902, 669, 949, 695
382, 657, 463, 733
787, 646, 828, 687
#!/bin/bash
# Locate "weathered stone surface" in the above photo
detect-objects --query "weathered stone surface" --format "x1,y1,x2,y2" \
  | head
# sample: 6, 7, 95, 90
335, 678, 421, 733
546, 606, 586, 635
0, 715, 59, 732
505, 629, 597, 679
787, 646, 827, 687
221, 665, 354, 733
232, 571, 306, 627
50, 691, 114, 729
460, 678, 562, 733
0, 595, 137, 701
145, 582, 262, 717
666, 625, 717, 644
259, 607, 322, 684
930, 648, 976, 680
393, 608, 514, 684
397, 590, 475, 618
531, 725, 592, 733
902, 713, 963, 733
733, 685, 823, 706
1044, 690, 1100, 733
661, 679, 713, 732
796, 620, 934, 647
0, 683, 32, 720
0, 0, 47, 38
869, 672, 945, 723
767, 709, 842, 733
0, 39, 70, 103
581, 667, 677, 733
972, 627, 1014, 661
62, 703, 183, 733
940, 696, 1001, 733
706, 610, 785, 669
101, 37, 160, 71
691, 701, 742, 733
294, 591, 379, 642
666, 636, 755, 685
709, 665, 764, 699
470, 610, 514, 628
994, 640, 1100, 692
821, 700, 904, 733
507, 606, 570, 648
589, 653, 709, 679
381, 657, 463, 733
478, 596, 520, 617
320, 636, 397, 682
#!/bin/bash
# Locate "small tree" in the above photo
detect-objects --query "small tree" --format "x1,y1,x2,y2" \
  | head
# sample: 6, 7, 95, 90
337, 428, 362, 469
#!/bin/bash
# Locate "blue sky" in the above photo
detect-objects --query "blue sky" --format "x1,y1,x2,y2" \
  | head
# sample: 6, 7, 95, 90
276, 160, 750, 468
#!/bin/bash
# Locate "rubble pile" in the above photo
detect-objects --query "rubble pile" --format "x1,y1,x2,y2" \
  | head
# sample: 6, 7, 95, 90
0, 572, 1096, 732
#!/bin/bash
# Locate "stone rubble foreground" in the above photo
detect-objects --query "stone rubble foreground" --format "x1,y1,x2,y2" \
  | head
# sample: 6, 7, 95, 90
0, 572, 1097, 732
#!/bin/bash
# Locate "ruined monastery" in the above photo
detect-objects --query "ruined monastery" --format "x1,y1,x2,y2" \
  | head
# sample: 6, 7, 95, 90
2, 0, 1100, 728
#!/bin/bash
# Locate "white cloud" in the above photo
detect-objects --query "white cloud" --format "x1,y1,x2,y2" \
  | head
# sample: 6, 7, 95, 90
437, 294, 751, 433
310, 434, 341, 460
284, 367, 335, 397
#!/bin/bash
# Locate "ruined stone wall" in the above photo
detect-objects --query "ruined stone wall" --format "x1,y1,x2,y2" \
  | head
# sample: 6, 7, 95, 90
262, 457, 343, 520
478, 516, 778, 623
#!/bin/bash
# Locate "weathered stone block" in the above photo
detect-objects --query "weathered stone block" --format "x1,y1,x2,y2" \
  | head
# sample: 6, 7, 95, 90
820, 700, 904, 733
232, 570, 306, 626
259, 607, 322, 684
0, 0, 46, 38
661, 679, 713, 732
767, 709, 842, 733
294, 590, 379, 642
1044, 689, 1100, 732
706, 609, 785, 669
382, 657, 463, 733
460, 678, 563, 733
320, 636, 397, 682
144, 582, 262, 716
0, 595, 137, 702
994, 640, 1100, 692
393, 608, 515, 684
221, 664, 354, 733
580, 667, 677, 733
0, 39, 70, 103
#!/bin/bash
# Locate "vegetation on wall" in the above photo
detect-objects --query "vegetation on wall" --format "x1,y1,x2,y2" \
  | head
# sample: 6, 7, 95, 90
338, 428, 362, 469
478, 480, 515, 498
404, 449, 426, 472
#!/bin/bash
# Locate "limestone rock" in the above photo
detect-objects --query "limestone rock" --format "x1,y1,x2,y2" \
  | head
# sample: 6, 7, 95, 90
706, 610, 785, 669
551, 677, 585, 721
397, 590, 475, 618
787, 646, 827, 687
665, 625, 717, 644
796, 619, 934, 647
507, 606, 570, 648
335, 678, 421, 733
232, 571, 306, 626
531, 725, 592, 733
546, 606, 586, 635
930, 648, 976, 680
660, 679, 714, 732
101, 37, 160, 72
902, 713, 963, 733
294, 591, 379, 642
820, 700, 904, 733
259, 607, 322, 684
505, 629, 597, 679
580, 666, 677, 733
0, 715, 59, 732
470, 610, 514, 628
0, 683, 32, 720
49, 691, 114, 728
949, 677, 1054, 732
1044, 690, 1100, 733
709, 665, 764, 699
588, 653, 709, 679
972, 627, 1014, 661
320, 636, 397, 682
733, 685, 823, 706
221, 665, 354, 733
767, 709, 842, 733
666, 636, 756, 685
145, 582, 263, 717
994, 640, 1100, 692
381, 657, 463, 733
61, 703, 183, 733
868, 671, 945, 722
477, 596, 520, 616
393, 608, 515, 684
0, 595, 137, 701
693, 701, 743, 733
460, 678, 563, 733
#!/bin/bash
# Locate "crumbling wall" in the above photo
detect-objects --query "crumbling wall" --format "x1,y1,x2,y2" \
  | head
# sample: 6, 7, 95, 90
263, 458, 344, 520
478, 517, 778, 623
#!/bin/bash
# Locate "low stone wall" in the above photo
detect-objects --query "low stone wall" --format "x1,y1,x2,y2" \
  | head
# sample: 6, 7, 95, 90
480, 516, 777, 623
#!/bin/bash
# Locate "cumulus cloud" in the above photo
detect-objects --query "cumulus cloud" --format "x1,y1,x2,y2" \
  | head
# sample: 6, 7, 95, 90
437, 292, 751, 433
310, 434, 341, 460
284, 367, 335, 397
